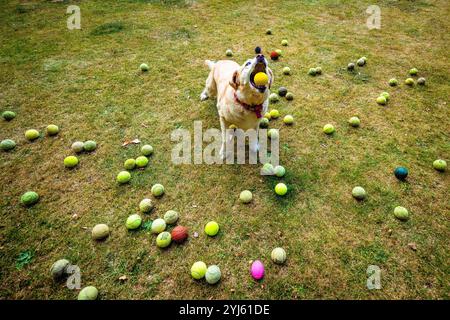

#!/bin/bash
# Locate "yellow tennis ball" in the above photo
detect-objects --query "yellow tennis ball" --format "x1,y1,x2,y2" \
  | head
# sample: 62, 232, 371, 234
275, 183, 288, 196
254, 72, 269, 86
269, 109, 280, 119
191, 261, 207, 280
204, 221, 219, 236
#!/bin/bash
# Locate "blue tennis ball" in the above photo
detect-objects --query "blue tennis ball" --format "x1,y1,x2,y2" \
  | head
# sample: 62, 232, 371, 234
394, 167, 408, 180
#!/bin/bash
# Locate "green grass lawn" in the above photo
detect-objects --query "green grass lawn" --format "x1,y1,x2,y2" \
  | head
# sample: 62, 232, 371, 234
0, 0, 449, 299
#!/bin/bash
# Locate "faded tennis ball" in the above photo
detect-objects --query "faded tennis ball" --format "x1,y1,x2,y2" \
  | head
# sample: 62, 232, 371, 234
281, 39, 288, 46
308, 68, 316, 76
151, 184, 165, 197
315, 67, 322, 75
151, 218, 166, 234
140, 63, 149, 71
349, 116, 360, 127
124, 159, 136, 170
259, 118, 269, 128
50, 259, 70, 279
139, 198, 153, 213
135, 156, 149, 168
141, 144, 153, 156
204, 221, 219, 236
380, 92, 390, 101
261, 163, 274, 175
20, 191, 39, 207
347, 63, 355, 71
265, 29, 272, 35
283, 115, 294, 125
264, 112, 271, 120
191, 261, 207, 280
1, 139, 16, 151
394, 206, 409, 221
71, 141, 84, 153
271, 247, 287, 264
205, 265, 221, 284
282, 67, 291, 75
278, 86, 287, 97
25, 129, 39, 141
275, 49, 283, 56
83, 140, 97, 152
323, 124, 335, 135
239, 190, 253, 203
92, 224, 109, 240
164, 210, 179, 224
433, 159, 447, 172
116, 171, 131, 184
126, 214, 142, 230
268, 128, 279, 139
156, 231, 172, 248
2, 111, 16, 121
285, 92, 294, 100
417, 77, 426, 85
405, 78, 415, 86
275, 183, 287, 196
269, 109, 280, 119
389, 78, 398, 86
254, 72, 269, 86
225, 49, 233, 57
376, 96, 387, 105
269, 93, 279, 103
409, 68, 418, 76
274, 165, 286, 177
357, 58, 365, 66
46, 124, 59, 136
352, 186, 366, 200
64, 156, 79, 168
77, 286, 98, 300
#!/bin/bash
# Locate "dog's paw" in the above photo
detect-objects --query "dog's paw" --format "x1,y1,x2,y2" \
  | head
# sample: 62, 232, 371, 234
200, 92, 209, 101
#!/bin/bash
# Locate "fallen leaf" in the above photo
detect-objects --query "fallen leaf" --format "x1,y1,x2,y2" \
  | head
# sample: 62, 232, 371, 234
408, 242, 417, 251
122, 139, 141, 147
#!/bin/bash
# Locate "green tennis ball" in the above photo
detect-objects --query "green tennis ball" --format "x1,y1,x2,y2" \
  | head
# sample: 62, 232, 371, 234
135, 156, 149, 168
308, 68, 316, 76
124, 159, 136, 170
140, 63, 149, 71
405, 78, 414, 86
347, 63, 355, 71
46, 124, 59, 136
151, 184, 165, 197
164, 210, 179, 224
349, 116, 360, 127
83, 140, 97, 152
64, 156, 79, 168
376, 96, 387, 105
1, 139, 16, 151
269, 93, 279, 103
323, 124, 335, 135
283, 115, 294, 125
275, 183, 288, 196
126, 214, 142, 230
205, 265, 221, 284
352, 186, 366, 200
357, 58, 365, 66
25, 129, 39, 141
77, 286, 98, 300
281, 39, 288, 46
239, 190, 253, 203
380, 92, 390, 101
282, 67, 291, 75
204, 221, 219, 236
225, 49, 233, 57
2, 111, 16, 121
71, 141, 84, 153
259, 118, 269, 128
261, 163, 274, 175
269, 109, 280, 119
156, 231, 172, 248
417, 77, 426, 85
191, 261, 207, 280
151, 218, 166, 234
433, 159, 447, 172
285, 92, 294, 100
141, 144, 154, 156
50, 259, 70, 279
275, 49, 282, 56
274, 165, 286, 177
116, 171, 131, 184
92, 224, 109, 240
139, 198, 154, 213
394, 206, 409, 221
265, 29, 272, 35
268, 128, 279, 139
271, 247, 287, 264
388, 78, 398, 86
20, 191, 39, 207
409, 68, 418, 76
315, 67, 322, 74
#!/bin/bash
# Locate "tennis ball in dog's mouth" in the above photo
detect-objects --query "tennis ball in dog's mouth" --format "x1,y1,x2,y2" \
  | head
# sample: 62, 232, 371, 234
275, 183, 288, 196
78, 286, 99, 300
282, 67, 291, 75
1, 139, 16, 151
46, 124, 59, 136
323, 124, 335, 135
281, 39, 288, 46
409, 68, 418, 76
269, 109, 280, 119
25, 129, 39, 141
151, 183, 165, 197
2, 111, 16, 121
139, 198, 153, 213
269, 93, 279, 103
389, 78, 398, 86
116, 171, 131, 184
141, 144, 153, 156
151, 218, 166, 234
20, 191, 39, 207
352, 186, 366, 200
126, 214, 142, 230
283, 115, 294, 125
135, 156, 149, 168
405, 78, 415, 86
124, 159, 136, 170
64, 156, 79, 168
433, 159, 447, 172
239, 190, 253, 203
140, 63, 149, 71
394, 206, 409, 221
349, 116, 360, 127
226, 49, 233, 57
376, 96, 387, 105
254, 72, 269, 86
204, 221, 219, 236
191, 261, 207, 280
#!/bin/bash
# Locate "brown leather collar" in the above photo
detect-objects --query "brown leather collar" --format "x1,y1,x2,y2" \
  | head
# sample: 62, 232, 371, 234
234, 92, 263, 118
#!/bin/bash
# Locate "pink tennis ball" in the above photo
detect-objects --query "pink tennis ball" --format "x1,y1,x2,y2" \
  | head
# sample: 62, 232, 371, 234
250, 260, 265, 280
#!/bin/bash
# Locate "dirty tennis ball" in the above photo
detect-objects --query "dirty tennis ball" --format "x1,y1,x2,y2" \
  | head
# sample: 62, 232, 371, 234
283, 115, 294, 125
271, 247, 287, 264
281, 39, 288, 46
126, 214, 142, 230
349, 116, 360, 127
64, 156, 79, 168
394, 206, 409, 221
116, 171, 131, 184
261, 163, 274, 175
264, 112, 271, 120
361, 56, 368, 62
164, 210, 179, 224
259, 118, 269, 128
417, 77, 426, 85
409, 68, 418, 76
139, 198, 153, 213
394, 167, 408, 180
92, 224, 109, 240
191, 261, 207, 280
156, 231, 172, 248
20, 191, 39, 207
83, 140, 97, 152
50, 259, 70, 279
2, 111, 16, 121
171, 225, 188, 243
352, 186, 366, 200
389, 78, 398, 86
269, 93, 279, 103
46, 124, 59, 136
347, 63, 355, 71
140, 63, 149, 71
275, 183, 287, 196
323, 124, 335, 135
266, 29, 272, 35
225, 49, 233, 57
268, 128, 279, 139
124, 158, 136, 170
282, 67, 291, 75
405, 78, 414, 86
25, 129, 39, 141
274, 165, 286, 177
151, 218, 166, 234
380, 92, 390, 101
135, 156, 149, 168
376, 96, 387, 105
269, 109, 280, 119
285, 92, 294, 100
205, 221, 219, 236
1, 139, 16, 151
239, 190, 253, 203
270, 51, 280, 61
357, 58, 365, 66
141, 144, 153, 156
77, 286, 98, 300
151, 183, 165, 197
254, 72, 269, 86
315, 67, 322, 75
308, 68, 316, 76
71, 141, 84, 153
205, 265, 221, 285
433, 159, 447, 172
278, 86, 287, 97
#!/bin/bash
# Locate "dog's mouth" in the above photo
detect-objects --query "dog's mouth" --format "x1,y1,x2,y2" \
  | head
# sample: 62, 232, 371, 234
250, 62, 267, 91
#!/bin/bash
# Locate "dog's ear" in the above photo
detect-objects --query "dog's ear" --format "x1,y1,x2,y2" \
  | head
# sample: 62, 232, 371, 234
229, 70, 240, 90
267, 68, 274, 89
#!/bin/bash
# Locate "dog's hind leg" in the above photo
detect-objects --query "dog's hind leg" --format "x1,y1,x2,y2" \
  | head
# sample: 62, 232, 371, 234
200, 60, 217, 101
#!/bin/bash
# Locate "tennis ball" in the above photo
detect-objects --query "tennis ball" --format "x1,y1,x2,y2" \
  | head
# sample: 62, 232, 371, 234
282, 67, 291, 75
394, 167, 408, 180
191, 261, 207, 280
229, 124, 237, 130
164, 210, 179, 224
394, 206, 409, 221
323, 124, 335, 135
269, 93, 279, 103
151, 218, 166, 234
141, 144, 154, 156
278, 87, 287, 97
433, 159, 447, 172
225, 49, 233, 57
281, 39, 288, 46
2, 111, 16, 121
239, 190, 253, 203
83, 140, 97, 152
361, 56, 368, 62
409, 68, 418, 76
405, 78, 414, 86
308, 68, 316, 76
254, 72, 269, 86
78, 286, 98, 300
261, 163, 274, 175
417, 77, 426, 85
171, 225, 188, 243
275, 49, 282, 56
126, 214, 142, 230
275, 183, 287, 196
349, 116, 360, 127
376, 96, 387, 105
352, 186, 366, 200
274, 165, 286, 177
92, 224, 109, 240
270, 51, 280, 61
135, 156, 149, 168
71, 141, 84, 153
285, 92, 294, 100
380, 92, 390, 101
268, 129, 279, 139
50, 259, 70, 279
151, 184, 165, 197
124, 159, 136, 170
156, 231, 172, 248
266, 29, 272, 35
271, 247, 287, 264
389, 78, 398, 86
269, 109, 280, 119
140, 63, 149, 71
347, 63, 355, 71
139, 198, 153, 213
205, 265, 221, 284
116, 171, 131, 184
20, 191, 39, 207
264, 112, 271, 120
64, 156, 79, 168
204, 221, 219, 236
283, 115, 294, 125
25, 129, 39, 141
315, 67, 322, 75
357, 58, 365, 66
259, 118, 269, 128
46, 124, 59, 136
1, 139, 16, 151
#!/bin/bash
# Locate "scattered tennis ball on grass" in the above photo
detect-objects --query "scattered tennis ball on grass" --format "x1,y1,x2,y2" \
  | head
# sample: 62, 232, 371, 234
64, 156, 79, 168
285, 92, 294, 100
261, 163, 274, 175
433, 159, 447, 172
281, 39, 288, 46
409, 68, 418, 76
308, 68, 317, 76
139, 198, 153, 213
239, 190, 253, 203
283, 115, 294, 125
282, 67, 291, 75
275, 49, 282, 56
405, 78, 415, 86
278, 86, 287, 97
1, 139, 16, 151
116, 171, 131, 184
20, 191, 39, 207
274, 165, 286, 177
151, 184, 165, 197
376, 96, 387, 105
71, 141, 84, 153
347, 63, 355, 71
275, 183, 287, 196
268, 129, 279, 139
323, 124, 335, 135
269, 93, 279, 103
269, 109, 280, 119
141, 144, 153, 156
78, 286, 98, 300
380, 92, 390, 101
124, 159, 136, 170
357, 58, 366, 66
156, 231, 172, 248
315, 67, 322, 75
205, 265, 221, 285
389, 78, 398, 86
171, 225, 188, 243
352, 186, 366, 200
225, 49, 233, 57
126, 214, 142, 230
259, 118, 269, 128
394, 167, 408, 180
270, 51, 280, 61
151, 218, 166, 234
50, 259, 70, 279
83, 140, 97, 152
265, 29, 272, 35
250, 260, 265, 280
135, 156, 148, 168
191, 261, 207, 280
254, 72, 269, 86
394, 206, 409, 221
349, 116, 360, 127
25, 129, 39, 141
164, 210, 179, 224
264, 112, 271, 120
46, 124, 59, 136
140, 63, 149, 71
92, 224, 109, 240
2, 111, 16, 121
271, 247, 287, 264
417, 77, 426, 85
205, 221, 219, 236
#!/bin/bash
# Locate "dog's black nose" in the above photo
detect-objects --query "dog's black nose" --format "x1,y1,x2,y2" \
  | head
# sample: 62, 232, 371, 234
256, 54, 265, 62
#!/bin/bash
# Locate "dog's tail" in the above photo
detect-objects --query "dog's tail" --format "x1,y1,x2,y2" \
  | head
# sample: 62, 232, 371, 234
205, 60, 215, 70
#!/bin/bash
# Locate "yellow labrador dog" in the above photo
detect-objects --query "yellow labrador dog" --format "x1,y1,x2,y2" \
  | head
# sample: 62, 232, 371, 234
200, 49, 273, 158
